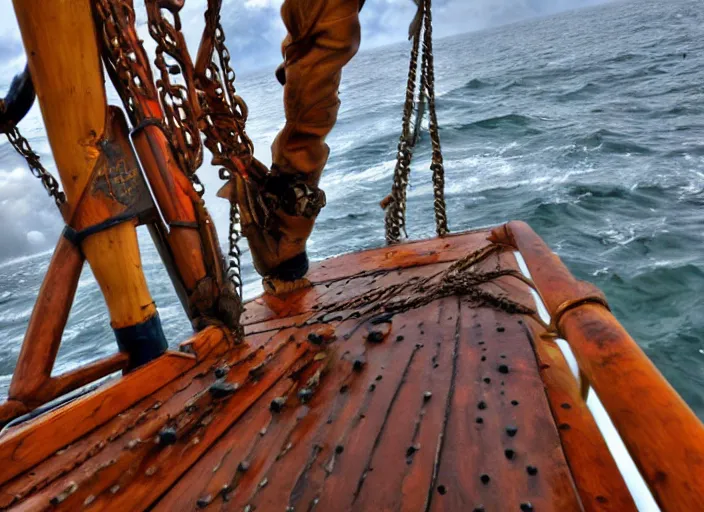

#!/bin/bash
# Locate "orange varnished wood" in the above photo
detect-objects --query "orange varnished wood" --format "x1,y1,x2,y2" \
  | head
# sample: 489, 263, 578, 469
0, 330, 241, 509
496, 253, 635, 511
6, 229, 696, 510
0, 347, 202, 485
36, 352, 130, 403
8, 236, 83, 404
0, 401, 28, 426
305, 229, 489, 284
494, 221, 704, 510
430, 305, 581, 512
15, 329, 312, 511
131, 126, 207, 292
12, 0, 157, 330
242, 260, 455, 327
529, 325, 636, 511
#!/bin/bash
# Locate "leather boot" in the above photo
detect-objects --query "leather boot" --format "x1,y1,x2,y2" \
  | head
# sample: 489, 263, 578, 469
219, 0, 361, 294
219, 161, 326, 293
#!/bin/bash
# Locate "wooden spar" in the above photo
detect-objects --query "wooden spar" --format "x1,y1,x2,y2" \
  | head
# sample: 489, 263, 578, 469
1, 234, 131, 421
528, 322, 637, 511
490, 221, 704, 510
8, 236, 83, 404
0, 349, 201, 485
11, 0, 167, 364
497, 253, 635, 511
93, 1, 226, 327
130, 125, 209, 295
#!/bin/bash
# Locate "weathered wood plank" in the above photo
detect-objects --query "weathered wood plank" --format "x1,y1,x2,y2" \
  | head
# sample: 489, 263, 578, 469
429, 305, 581, 512
0, 348, 199, 485
306, 230, 489, 284
494, 221, 704, 510
4, 229, 683, 511
528, 321, 636, 511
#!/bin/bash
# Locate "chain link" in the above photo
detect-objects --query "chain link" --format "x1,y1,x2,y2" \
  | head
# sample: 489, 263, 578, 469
145, 0, 205, 194
420, 0, 448, 236
6, 126, 65, 208
384, 5, 423, 244
384, 0, 448, 243
228, 199, 243, 299
94, 0, 158, 121
196, 3, 259, 297
95, 0, 250, 298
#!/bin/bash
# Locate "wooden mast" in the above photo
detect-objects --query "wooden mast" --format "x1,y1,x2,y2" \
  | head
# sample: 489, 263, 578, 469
11, 0, 166, 361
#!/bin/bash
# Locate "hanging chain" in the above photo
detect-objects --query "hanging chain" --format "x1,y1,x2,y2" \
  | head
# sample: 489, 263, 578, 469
384, 2, 423, 244
420, 0, 448, 236
384, 0, 448, 243
227, 197, 243, 298
94, 0, 158, 122
145, 0, 205, 195
6, 127, 65, 208
95, 0, 251, 298
195, 3, 255, 180
195, 0, 262, 298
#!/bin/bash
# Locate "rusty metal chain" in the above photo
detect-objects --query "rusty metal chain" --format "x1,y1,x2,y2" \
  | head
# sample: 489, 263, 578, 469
6, 127, 65, 208
145, 0, 205, 195
195, 3, 255, 180
228, 197, 243, 298
195, 1, 261, 297
95, 0, 250, 297
384, 0, 448, 243
420, 0, 448, 236
145, 0, 257, 297
384, 2, 423, 244
94, 0, 159, 122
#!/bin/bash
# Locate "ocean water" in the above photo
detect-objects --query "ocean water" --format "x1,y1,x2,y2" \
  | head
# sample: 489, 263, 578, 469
1, 0, 704, 418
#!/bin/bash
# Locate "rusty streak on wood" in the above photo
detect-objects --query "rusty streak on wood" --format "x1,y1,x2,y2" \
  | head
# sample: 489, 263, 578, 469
0, 346, 203, 484
527, 321, 636, 511
12, 0, 157, 331
493, 220, 704, 510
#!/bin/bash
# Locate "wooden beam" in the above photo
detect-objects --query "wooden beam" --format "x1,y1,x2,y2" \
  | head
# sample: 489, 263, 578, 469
492, 221, 704, 510
8, 236, 83, 404
0, 349, 200, 485
12, 0, 157, 331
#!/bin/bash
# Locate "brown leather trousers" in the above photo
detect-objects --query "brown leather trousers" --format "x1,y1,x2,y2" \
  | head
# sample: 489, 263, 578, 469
222, 0, 362, 291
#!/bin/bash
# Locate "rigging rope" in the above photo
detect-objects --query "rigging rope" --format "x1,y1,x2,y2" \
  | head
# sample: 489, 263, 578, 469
384, 0, 448, 244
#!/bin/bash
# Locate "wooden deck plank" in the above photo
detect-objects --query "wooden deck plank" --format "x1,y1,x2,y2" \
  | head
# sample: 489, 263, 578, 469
429, 305, 582, 512
0, 329, 273, 509
354, 298, 460, 512
529, 321, 637, 511
312, 302, 451, 511
0, 347, 201, 485
0, 230, 651, 511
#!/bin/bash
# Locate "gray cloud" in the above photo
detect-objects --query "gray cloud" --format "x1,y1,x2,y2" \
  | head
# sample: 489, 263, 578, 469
0, 0, 612, 261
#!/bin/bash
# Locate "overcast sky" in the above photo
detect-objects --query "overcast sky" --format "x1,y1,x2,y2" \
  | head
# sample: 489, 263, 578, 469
0, 0, 613, 262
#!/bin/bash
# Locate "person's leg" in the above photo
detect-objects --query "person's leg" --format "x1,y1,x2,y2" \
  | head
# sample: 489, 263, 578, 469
224, 0, 362, 293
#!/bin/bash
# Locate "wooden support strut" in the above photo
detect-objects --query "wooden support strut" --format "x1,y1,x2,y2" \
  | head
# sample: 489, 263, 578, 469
11, 0, 167, 366
490, 221, 704, 511
92, 0, 235, 330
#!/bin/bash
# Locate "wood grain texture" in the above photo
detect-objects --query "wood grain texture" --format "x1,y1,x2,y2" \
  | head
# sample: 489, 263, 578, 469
3, 229, 689, 510
12, 0, 156, 329
495, 221, 704, 511
0, 348, 200, 485
8, 236, 84, 404
528, 321, 636, 511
